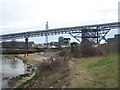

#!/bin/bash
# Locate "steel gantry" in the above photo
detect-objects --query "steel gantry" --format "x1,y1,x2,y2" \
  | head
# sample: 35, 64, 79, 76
0, 22, 120, 44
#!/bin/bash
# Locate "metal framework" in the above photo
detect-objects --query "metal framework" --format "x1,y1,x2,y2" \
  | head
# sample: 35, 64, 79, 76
0, 22, 120, 44
45, 21, 49, 48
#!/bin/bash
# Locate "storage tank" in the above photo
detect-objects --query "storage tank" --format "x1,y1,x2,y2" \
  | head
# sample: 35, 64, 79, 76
58, 36, 64, 43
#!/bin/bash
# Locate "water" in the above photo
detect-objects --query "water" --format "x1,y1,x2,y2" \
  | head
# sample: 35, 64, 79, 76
0, 55, 26, 89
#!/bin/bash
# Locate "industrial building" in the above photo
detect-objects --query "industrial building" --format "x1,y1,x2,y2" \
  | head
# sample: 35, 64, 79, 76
58, 36, 70, 47
2, 41, 35, 49
107, 34, 120, 53
107, 34, 120, 43
36, 36, 71, 48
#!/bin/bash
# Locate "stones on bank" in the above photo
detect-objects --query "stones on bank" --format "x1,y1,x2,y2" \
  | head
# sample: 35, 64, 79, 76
11, 53, 51, 88
8, 63, 37, 88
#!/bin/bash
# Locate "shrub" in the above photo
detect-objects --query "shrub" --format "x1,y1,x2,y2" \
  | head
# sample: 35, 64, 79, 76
72, 45, 81, 58
80, 44, 97, 57
58, 48, 69, 57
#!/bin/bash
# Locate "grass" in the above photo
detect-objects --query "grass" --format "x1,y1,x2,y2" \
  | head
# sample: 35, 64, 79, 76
69, 54, 118, 88
87, 56, 113, 68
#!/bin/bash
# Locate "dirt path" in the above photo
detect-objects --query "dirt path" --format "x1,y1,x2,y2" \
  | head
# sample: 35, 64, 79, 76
68, 60, 94, 88
16, 53, 50, 67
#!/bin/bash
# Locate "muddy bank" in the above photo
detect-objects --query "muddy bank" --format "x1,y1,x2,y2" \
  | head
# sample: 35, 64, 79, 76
12, 52, 62, 88
15, 53, 50, 67
2, 53, 49, 89
1, 55, 38, 90
14, 52, 72, 88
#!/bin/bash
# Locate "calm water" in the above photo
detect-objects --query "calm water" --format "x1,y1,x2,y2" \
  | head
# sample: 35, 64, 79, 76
0, 55, 26, 88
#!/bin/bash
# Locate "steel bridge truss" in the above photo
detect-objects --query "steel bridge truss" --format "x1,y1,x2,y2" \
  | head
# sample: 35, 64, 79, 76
0, 22, 120, 44
69, 26, 111, 44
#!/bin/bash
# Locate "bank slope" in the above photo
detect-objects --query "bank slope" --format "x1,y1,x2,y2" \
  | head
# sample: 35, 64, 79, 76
69, 54, 118, 88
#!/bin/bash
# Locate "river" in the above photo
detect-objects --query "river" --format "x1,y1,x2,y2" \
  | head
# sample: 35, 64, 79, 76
1, 55, 27, 89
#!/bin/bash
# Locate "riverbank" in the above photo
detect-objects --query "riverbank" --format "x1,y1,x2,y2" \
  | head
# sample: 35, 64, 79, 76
14, 51, 72, 88
1, 55, 28, 89
2, 53, 50, 89
12, 52, 118, 88
11, 52, 57, 89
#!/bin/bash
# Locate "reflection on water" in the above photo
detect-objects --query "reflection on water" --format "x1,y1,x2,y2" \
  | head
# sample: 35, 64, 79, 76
1, 55, 26, 88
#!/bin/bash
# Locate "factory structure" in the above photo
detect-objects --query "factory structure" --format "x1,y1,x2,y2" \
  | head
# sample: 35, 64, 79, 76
2, 36, 71, 49
107, 34, 120, 43
2, 41, 35, 49
107, 34, 120, 53
37, 36, 71, 48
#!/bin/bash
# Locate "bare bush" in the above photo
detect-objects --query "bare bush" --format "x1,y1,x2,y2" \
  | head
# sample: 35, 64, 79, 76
72, 45, 81, 58
72, 44, 103, 57
58, 49, 69, 57
80, 44, 97, 57
40, 58, 61, 72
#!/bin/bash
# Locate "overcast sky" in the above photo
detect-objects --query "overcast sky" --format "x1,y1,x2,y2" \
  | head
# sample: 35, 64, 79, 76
0, 0, 119, 43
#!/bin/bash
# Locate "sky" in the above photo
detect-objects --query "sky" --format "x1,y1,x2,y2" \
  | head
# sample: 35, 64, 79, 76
0, 0, 119, 43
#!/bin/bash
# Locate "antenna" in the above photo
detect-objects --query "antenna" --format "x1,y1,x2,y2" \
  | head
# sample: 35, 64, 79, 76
45, 21, 48, 48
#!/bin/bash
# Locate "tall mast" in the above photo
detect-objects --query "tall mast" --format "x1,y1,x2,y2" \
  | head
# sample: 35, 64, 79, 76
45, 21, 48, 48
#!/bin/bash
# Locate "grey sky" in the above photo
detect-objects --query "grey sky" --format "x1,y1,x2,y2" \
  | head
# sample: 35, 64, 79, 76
0, 0, 119, 43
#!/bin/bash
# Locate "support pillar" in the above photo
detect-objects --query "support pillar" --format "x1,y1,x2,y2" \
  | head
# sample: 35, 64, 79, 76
24, 37, 28, 57
81, 29, 86, 44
